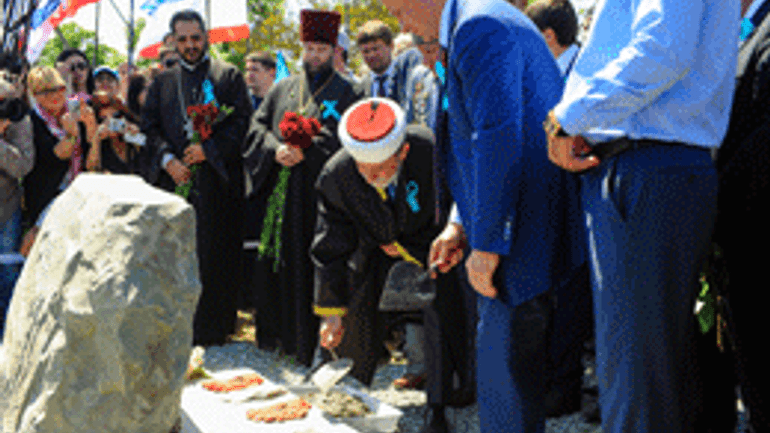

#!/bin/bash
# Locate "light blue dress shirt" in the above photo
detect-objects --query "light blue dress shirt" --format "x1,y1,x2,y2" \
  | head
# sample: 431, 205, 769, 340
553, 0, 740, 148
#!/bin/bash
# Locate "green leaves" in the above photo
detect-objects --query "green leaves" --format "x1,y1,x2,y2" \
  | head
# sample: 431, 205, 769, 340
175, 164, 201, 200
696, 275, 715, 334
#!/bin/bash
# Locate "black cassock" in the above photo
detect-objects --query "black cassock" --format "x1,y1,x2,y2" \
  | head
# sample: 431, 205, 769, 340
142, 58, 252, 345
312, 126, 476, 403
243, 67, 362, 365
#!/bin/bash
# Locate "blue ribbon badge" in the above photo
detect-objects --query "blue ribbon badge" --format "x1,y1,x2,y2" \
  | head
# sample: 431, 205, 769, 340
406, 181, 420, 213
322, 100, 341, 120
202, 79, 217, 106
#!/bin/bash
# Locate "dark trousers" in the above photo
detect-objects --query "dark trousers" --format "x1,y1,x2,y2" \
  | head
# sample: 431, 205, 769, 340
580, 144, 716, 433
720, 247, 770, 432
424, 261, 477, 406
476, 290, 553, 433
548, 264, 592, 400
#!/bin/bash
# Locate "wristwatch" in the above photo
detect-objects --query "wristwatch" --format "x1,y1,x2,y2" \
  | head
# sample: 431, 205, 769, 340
543, 110, 570, 138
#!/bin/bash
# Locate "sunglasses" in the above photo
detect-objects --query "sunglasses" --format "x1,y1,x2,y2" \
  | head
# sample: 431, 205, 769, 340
70, 62, 88, 72
35, 85, 66, 96
413, 35, 440, 47
164, 58, 178, 68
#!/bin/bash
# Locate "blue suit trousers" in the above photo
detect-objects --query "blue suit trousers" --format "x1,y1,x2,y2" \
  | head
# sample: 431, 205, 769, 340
477, 290, 552, 433
581, 144, 716, 433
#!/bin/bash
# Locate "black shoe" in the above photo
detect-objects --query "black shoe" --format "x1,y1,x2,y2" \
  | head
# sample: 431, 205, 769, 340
581, 392, 601, 424
447, 389, 477, 408
544, 382, 582, 418
421, 406, 449, 433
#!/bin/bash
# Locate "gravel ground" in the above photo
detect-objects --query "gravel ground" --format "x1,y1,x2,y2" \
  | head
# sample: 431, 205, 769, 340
0, 341, 747, 433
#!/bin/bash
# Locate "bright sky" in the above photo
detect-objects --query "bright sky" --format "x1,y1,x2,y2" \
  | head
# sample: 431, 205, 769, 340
68, 0, 310, 58
66, 0, 594, 58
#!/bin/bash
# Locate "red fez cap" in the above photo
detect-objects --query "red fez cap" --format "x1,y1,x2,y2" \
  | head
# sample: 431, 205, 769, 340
347, 100, 397, 142
338, 98, 407, 163
300, 10, 341, 46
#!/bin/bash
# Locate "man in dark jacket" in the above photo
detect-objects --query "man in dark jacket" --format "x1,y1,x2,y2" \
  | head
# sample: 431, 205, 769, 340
242, 10, 362, 364
142, 10, 252, 346
314, 98, 476, 433
710, 1, 770, 431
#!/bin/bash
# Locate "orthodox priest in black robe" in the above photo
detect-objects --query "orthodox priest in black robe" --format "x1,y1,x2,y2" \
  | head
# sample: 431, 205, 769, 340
142, 10, 252, 346
242, 10, 362, 365
313, 98, 476, 432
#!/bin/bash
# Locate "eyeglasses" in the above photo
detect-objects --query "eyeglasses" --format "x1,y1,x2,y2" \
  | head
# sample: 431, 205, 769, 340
70, 62, 88, 72
164, 58, 178, 68
414, 35, 440, 47
35, 85, 66, 96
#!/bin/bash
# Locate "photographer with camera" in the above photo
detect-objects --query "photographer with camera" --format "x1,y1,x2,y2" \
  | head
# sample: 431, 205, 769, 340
89, 90, 145, 174
0, 77, 34, 335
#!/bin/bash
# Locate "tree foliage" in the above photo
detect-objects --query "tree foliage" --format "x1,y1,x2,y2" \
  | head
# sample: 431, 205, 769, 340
36, 22, 127, 68
214, 0, 301, 73
306, 0, 400, 75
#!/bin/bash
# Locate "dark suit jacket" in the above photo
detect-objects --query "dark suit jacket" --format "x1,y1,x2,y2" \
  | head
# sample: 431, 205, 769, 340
359, 70, 400, 102
715, 8, 770, 246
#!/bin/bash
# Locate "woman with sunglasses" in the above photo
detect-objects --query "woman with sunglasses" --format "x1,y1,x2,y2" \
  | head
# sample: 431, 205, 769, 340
54, 49, 95, 102
20, 66, 97, 256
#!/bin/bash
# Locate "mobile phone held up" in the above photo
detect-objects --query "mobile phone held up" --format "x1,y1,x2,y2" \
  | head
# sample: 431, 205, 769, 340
67, 99, 80, 118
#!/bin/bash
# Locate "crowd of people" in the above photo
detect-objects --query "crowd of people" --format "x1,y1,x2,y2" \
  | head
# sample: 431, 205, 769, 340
1, 0, 769, 432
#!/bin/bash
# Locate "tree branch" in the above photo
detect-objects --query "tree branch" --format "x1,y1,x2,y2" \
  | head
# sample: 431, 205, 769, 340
54, 27, 72, 49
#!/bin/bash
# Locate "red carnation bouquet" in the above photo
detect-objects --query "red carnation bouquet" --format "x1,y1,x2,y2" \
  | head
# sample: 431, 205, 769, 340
175, 102, 234, 199
259, 112, 322, 269
278, 112, 322, 150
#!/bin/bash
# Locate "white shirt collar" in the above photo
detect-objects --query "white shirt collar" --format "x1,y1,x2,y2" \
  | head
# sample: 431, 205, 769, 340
746, 0, 766, 19
556, 44, 580, 75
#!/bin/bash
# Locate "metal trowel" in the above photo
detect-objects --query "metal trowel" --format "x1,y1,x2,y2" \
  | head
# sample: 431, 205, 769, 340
308, 349, 354, 394
379, 261, 439, 311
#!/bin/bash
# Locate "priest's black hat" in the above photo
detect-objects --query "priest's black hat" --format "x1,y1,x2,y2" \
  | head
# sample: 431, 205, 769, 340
300, 10, 341, 46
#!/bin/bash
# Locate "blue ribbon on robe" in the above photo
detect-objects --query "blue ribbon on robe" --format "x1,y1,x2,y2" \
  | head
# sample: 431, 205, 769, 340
406, 181, 420, 213
322, 100, 341, 120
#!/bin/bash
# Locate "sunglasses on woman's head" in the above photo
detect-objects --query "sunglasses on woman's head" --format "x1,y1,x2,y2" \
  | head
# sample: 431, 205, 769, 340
36, 85, 66, 96
164, 59, 178, 68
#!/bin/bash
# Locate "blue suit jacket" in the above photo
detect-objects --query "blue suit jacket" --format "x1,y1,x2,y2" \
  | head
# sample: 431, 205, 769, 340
440, 0, 585, 308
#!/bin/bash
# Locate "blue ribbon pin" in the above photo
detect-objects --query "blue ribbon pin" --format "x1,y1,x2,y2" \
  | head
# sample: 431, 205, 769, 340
406, 181, 420, 213
322, 100, 341, 120
202, 79, 217, 106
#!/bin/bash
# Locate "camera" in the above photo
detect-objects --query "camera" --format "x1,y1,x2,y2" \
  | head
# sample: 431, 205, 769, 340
124, 132, 146, 146
108, 117, 126, 133
0, 98, 26, 122
67, 99, 80, 117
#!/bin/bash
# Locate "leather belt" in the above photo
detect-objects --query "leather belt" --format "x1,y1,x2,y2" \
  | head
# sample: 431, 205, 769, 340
587, 138, 676, 161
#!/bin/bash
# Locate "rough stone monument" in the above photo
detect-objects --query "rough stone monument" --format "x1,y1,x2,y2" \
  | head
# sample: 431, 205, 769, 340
0, 174, 202, 433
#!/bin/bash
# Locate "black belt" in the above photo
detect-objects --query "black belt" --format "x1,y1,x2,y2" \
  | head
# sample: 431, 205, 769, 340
587, 138, 678, 161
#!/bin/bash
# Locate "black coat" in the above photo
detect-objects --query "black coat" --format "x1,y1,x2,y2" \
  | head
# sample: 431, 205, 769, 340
242, 67, 362, 365
710, 7, 770, 432
312, 126, 439, 312
142, 58, 252, 345
312, 126, 476, 397
23, 110, 84, 226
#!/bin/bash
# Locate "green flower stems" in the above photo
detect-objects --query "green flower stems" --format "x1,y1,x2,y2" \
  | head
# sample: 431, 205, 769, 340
258, 165, 292, 271
176, 164, 201, 200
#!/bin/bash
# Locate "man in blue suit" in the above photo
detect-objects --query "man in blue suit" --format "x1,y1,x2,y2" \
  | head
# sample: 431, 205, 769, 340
381, 0, 584, 432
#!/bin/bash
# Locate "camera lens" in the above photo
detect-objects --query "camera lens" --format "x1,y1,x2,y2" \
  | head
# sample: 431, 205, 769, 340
0, 98, 26, 122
